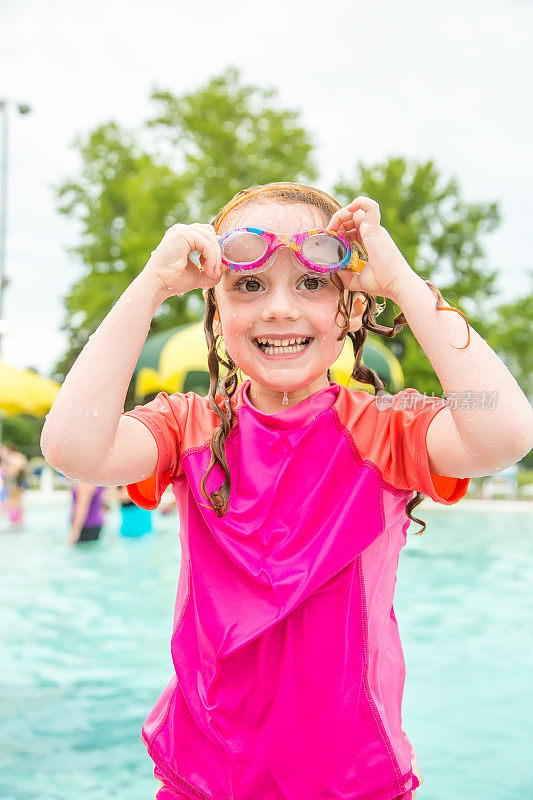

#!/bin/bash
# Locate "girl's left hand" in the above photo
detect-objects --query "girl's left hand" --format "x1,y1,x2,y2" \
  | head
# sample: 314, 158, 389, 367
327, 196, 415, 302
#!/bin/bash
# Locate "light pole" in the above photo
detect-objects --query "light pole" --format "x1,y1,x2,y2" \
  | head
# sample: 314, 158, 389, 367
0, 98, 32, 362
0, 99, 31, 446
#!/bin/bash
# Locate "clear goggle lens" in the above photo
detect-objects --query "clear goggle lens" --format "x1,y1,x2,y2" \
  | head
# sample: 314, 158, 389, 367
221, 231, 347, 270
302, 233, 346, 266
222, 231, 267, 262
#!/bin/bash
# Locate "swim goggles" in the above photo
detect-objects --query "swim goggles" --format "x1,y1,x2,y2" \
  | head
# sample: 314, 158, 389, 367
217, 227, 367, 275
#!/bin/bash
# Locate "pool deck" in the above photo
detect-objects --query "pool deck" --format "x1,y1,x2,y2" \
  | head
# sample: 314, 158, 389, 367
422, 497, 533, 511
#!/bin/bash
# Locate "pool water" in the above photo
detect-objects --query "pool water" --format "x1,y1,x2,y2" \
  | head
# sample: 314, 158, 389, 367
1, 494, 532, 800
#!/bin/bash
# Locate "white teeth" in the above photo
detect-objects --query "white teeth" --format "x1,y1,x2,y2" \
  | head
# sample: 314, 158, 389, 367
256, 337, 308, 346
255, 339, 310, 355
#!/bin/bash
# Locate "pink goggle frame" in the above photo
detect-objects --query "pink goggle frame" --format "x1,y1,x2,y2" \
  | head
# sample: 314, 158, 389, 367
217, 227, 367, 275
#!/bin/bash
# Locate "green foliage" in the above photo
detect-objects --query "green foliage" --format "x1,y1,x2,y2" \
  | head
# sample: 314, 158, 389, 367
334, 158, 500, 394
517, 468, 533, 484
55, 122, 194, 377
56, 68, 526, 404
148, 66, 319, 219
1, 415, 44, 457
54, 67, 318, 380
487, 285, 533, 397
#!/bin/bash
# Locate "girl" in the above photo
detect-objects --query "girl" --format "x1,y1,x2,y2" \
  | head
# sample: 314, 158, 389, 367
0, 444, 29, 530
41, 182, 533, 800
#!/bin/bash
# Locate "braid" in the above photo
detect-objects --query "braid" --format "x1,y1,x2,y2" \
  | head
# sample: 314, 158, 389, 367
200, 288, 240, 517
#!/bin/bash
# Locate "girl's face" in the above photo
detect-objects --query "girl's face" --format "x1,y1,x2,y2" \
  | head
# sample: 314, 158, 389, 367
213, 201, 364, 405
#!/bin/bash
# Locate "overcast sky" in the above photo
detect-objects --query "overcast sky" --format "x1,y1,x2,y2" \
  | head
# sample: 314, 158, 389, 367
1, 0, 532, 374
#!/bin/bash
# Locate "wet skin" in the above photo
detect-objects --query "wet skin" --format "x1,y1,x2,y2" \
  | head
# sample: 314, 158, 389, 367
213, 201, 364, 414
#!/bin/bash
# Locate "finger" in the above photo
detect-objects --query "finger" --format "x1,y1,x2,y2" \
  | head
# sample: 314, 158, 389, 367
329, 199, 380, 237
326, 210, 341, 231
196, 268, 221, 290
162, 221, 204, 243
351, 209, 365, 229
197, 244, 219, 278
327, 207, 352, 231
330, 211, 365, 251
346, 210, 366, 246
175, 228, 219, 279
343, 196, 381, 226
189, 224, 223, 275
338, 210, 364, 236
328, 207, 368, 244
193, 222, 219, 238
337, 269, 363, 292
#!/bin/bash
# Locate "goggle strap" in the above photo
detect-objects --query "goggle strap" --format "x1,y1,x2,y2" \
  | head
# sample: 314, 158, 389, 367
345, 253, 367, 273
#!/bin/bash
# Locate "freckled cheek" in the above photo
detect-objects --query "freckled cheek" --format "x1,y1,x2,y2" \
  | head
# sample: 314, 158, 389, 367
313, 306, 342, 342
218, 308, 255, 346
312, 308, 346, 360
320, 335, 345, 365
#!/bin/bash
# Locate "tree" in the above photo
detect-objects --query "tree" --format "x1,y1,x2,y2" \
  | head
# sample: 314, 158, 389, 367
54, 67, 318, 381
147, 66, 319, 219
493, 284, 533, 470
1, 415, 44, 458
56, 70, 513, 401
488, 284, 533, 397
334, 158, 500, 394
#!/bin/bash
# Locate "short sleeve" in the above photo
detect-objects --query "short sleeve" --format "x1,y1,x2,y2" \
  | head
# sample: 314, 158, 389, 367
124, 392, 189, 510
350, 389, 469, 505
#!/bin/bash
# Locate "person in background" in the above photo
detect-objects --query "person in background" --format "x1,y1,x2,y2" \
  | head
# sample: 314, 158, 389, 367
107, 485, 153, 537
69, 481, 105, 545
0, 443, 29, 530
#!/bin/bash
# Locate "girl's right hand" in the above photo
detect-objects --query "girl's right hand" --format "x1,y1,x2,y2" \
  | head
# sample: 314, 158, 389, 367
142, 223, 224, 301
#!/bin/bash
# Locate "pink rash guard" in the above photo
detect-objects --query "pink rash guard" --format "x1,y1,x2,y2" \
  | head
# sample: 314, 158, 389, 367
126, 380, 468, 800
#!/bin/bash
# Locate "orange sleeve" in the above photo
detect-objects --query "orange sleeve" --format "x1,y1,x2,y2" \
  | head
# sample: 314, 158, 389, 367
345, 389, 469, 505
123, 392, 189, 510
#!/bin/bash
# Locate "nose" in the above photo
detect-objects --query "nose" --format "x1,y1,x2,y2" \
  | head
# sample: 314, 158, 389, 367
260, 269, 301, 324
261, 288, 300, 322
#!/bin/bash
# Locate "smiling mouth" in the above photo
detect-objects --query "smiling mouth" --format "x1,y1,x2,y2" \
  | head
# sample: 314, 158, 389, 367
253, 337, 313, 356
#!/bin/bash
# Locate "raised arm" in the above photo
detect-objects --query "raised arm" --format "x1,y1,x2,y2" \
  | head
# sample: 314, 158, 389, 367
391, 273, 533, 476
329, 197, 533, 478
41, 223, 223, 486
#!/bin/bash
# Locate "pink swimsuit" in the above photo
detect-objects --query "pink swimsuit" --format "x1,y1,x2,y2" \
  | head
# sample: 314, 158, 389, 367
126, 381, 468, 800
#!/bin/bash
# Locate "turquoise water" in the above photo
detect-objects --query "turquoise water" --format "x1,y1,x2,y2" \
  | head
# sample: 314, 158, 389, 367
1, 495, 532, 800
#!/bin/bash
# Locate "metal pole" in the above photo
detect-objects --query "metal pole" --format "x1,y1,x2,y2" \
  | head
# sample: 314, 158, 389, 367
0, 100, 31, 445
0, 101, 8, 446
0, 99, 8, 362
